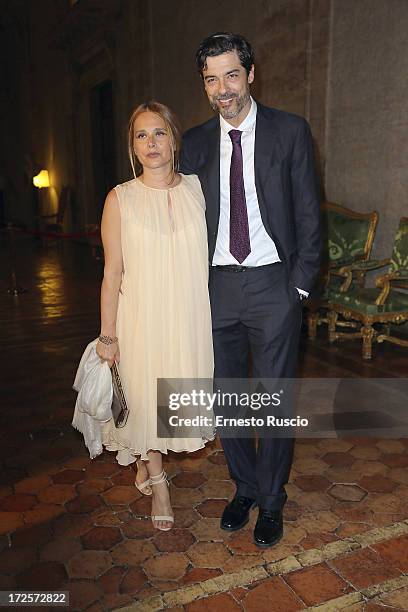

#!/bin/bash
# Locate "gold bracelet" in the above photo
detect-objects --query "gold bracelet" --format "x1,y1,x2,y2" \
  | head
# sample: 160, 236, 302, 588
98, 334, 118, 345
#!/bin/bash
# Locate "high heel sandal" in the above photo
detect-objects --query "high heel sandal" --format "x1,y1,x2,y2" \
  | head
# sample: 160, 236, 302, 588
134, 461, 152, 496
150, 470, 174, 531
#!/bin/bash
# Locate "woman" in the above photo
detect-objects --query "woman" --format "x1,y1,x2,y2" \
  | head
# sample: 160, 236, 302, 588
96, 102, 214, 532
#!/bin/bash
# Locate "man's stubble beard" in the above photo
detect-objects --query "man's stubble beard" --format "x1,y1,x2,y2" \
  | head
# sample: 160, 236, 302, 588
210, 90, 251, 120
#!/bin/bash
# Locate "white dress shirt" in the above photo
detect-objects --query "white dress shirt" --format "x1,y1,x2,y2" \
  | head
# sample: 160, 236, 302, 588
213, 97, 308, 298
213, 98, 280, 267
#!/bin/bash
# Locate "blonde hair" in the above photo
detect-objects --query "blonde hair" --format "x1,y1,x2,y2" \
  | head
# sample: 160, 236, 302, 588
128, 101, 182, 180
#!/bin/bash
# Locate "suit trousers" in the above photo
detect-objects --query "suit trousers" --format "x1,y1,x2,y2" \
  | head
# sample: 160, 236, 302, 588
209, 262, 302, 511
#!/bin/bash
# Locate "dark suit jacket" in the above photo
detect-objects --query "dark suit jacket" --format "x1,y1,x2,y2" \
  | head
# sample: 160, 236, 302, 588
179, 102, 321, 293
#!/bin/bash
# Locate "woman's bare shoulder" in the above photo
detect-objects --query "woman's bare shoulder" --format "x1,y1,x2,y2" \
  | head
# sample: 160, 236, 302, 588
103, 188, 119, 211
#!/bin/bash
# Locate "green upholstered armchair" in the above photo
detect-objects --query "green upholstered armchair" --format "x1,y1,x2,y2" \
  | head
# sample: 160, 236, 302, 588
327, 217, 408, 359
307, 202, 378, 339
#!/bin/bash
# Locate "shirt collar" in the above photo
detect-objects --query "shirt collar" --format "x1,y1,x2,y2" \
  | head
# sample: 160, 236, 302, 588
220, 97, 257, 136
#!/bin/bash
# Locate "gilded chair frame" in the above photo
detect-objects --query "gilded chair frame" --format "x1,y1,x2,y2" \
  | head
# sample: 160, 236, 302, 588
327, 299, 408, 359
328, 217, 408, 359
307, 202, 379, 339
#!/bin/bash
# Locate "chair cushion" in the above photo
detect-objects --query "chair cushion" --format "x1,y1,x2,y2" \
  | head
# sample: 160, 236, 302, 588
329, 287, 408, 315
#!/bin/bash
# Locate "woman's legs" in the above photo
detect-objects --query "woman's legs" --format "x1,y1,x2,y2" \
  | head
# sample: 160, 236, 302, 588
145, 450, 173, 530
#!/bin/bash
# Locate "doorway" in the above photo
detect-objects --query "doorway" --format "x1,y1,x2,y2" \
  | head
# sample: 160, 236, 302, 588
90, 80, 116, 212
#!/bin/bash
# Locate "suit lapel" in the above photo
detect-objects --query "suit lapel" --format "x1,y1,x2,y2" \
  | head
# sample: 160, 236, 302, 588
254, 104, 281, 227
204, 120, 221, 229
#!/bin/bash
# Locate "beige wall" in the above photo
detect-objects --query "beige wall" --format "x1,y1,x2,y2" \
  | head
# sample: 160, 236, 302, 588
145, 0, 330, 176
145, 0, 257, 130
325, 0, 408, 258
1, 0, 407, 262
254, 0, 331, 178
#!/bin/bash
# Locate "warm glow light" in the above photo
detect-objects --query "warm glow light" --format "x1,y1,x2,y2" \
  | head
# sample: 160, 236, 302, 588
33, 170, 50, 188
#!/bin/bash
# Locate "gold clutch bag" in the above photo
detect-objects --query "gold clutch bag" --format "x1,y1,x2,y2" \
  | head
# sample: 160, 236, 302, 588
111, 362, 129, 428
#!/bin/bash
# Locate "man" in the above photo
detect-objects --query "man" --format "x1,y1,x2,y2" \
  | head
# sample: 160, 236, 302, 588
180, 33, 321, 547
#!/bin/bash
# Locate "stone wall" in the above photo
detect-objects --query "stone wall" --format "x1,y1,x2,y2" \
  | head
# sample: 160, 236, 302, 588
146, 0, 330, 177
1, 0, 407, 260
254, 0, 331, 180
1, 0, 331, 229
325, 0, 408, 258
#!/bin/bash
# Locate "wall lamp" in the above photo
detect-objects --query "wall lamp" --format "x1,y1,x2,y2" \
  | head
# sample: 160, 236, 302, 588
33, 169, 50, 188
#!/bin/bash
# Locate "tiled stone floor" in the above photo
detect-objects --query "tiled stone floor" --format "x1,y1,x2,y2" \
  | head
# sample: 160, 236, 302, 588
1, 236, 407, 611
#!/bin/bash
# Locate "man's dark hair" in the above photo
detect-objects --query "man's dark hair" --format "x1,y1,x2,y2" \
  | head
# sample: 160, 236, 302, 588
195, 32, 254, 76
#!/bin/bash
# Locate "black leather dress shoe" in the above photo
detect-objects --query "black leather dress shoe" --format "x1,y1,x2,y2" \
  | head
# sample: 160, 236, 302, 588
253, 509, 283, 547
220, 495, 257, 531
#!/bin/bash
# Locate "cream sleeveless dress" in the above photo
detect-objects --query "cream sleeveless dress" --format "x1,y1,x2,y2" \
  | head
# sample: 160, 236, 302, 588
101, 174, 214, 464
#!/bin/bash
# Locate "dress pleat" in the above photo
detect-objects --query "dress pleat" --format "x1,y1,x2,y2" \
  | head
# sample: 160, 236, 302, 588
101, 175, 214, 463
